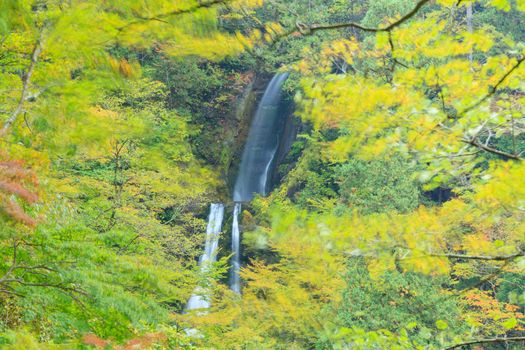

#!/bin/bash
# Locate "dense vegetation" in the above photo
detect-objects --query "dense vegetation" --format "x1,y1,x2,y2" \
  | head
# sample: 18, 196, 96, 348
1, 0, 525, 349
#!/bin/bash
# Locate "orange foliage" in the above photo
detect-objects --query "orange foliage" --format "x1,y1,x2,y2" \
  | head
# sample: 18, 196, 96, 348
0, 155, 38, 226
83, 333, 167, 349
83, 334, 111, 348
464, 290, 525, 332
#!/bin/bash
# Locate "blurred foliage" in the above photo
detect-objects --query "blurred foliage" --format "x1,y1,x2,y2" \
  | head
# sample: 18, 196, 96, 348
1, 0, 525, 349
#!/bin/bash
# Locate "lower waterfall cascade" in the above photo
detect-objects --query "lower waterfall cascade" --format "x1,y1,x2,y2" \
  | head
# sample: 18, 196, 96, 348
186, 203, 225, 311
229, 203, 242, 294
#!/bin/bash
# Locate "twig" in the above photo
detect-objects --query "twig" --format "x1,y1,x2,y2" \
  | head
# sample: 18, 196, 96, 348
117, 234, 142, 254
444, 336, 525, 350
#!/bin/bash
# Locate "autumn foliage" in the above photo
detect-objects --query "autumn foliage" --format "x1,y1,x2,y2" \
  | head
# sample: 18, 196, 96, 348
0, 155, 38, 226
1, 0, 525, 349
83, 333, 167, 349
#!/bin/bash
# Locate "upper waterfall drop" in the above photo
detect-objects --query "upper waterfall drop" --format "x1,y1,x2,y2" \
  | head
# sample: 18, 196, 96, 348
233, 73, 290, 202
229, 72, 290, 294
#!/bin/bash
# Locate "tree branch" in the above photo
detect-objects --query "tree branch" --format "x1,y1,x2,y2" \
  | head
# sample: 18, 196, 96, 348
460, 56, 525, 116
462, 138, 523, 161
444, 336, 525, 350
0, 239, 86, 305
457, 259, 513, 293
432, 250, 524, 261
299, 0, 431, 35
117, 234, 142, 254
0, 240, 19, 285
11, 279, 87, 296
117, 0, 232, 31
1, 34, 43, 135
288, 0, 525, 165
143, 0, 230, 19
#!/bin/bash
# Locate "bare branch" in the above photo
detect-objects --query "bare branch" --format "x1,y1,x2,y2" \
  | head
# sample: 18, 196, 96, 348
300, 0, 431, 35
444, 336, 525, 350
117, 234, 142, 254
0, 239, 86, 306
11, 280, 88, 296
460, 56, 525, 116
12, 264, 57, 273
457, 259, 513, 293
462, 138, 523, 161
1, 33, 43, 135
0, 240, 19, 285
432, 250, 524, 261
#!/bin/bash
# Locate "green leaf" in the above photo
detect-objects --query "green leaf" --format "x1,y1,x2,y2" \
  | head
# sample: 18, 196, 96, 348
436, 320, 448, 330
406, 322, 418, 330
502, 318, 517, 330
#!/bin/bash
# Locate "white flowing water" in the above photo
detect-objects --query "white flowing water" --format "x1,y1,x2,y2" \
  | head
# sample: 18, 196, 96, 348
186, 73, 289, 306
229, 73, 290, 294
233, 73, 290, 202
186, 203, 225, 311
229, 203, 242, 294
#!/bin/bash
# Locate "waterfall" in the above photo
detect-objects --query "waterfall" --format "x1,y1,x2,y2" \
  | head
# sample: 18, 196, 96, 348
186, 73, 290, 307
229, 203, 242, 294
233, 73, 290, 202
229, 73, 290, 293
186, 203, 225, 311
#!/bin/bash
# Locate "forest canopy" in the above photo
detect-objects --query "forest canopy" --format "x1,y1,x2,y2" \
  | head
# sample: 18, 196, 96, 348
1, 0, 525, 349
